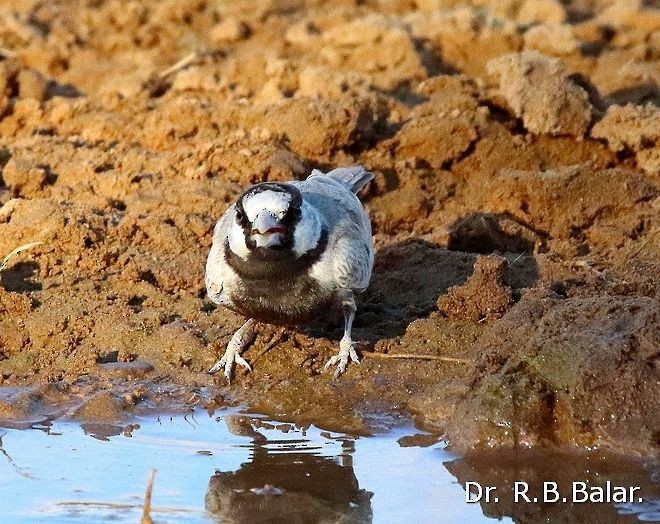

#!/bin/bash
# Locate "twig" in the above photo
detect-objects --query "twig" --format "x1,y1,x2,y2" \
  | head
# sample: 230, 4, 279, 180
141, 470, 156, 524
58, 501, 204, 515
0, 48, 17, 58
362, 351, 471, 364
158, 52, 200, 79
509, 252, 525, 265
0, 242, 43, 273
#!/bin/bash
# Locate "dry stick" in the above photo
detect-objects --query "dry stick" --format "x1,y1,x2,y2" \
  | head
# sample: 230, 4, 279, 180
236, 324, 471, 366
0, 242, 43, 273
0, 48, 16, 58
158, 52, 200, 79
362, 351, 471, 364
141, 470, 157, 524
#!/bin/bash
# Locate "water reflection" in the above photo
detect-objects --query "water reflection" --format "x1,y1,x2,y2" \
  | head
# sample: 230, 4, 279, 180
446, 450, 660, 524
205, 453, 372, 522
0, 411, 658, 523
205, 416, 372, 523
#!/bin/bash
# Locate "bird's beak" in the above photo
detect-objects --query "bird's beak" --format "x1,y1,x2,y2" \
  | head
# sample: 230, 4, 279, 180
251, 211, 285, 248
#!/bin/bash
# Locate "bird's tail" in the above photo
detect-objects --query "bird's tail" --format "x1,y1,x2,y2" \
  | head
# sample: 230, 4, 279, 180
309, 166, 374, 194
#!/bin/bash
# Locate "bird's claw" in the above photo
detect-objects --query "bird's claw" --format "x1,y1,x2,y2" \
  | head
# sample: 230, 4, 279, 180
324, 341, 360, 379
209, 348, 252, 383
209, 319, 256, 383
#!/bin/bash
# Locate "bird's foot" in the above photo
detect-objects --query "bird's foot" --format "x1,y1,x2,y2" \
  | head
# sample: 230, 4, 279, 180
209, 348, 252, 383
209, 320, 256, 383
324, 337, 360, 379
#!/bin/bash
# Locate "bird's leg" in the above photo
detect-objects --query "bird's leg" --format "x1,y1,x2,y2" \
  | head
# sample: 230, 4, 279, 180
209, 318, 257, 382
324, 293, 360, 378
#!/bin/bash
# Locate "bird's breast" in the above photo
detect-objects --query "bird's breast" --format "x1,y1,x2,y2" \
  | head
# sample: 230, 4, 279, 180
227, 274, 335, 325
221, 233, 335, 324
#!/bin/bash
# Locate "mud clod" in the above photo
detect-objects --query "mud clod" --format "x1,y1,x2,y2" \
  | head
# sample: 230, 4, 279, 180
487, 51, 593, 137
2, 157, 51, 197
73, 391, 125, 422
449, 294, 660, 453
438, 255, 513, 322
591, 103, 660, 176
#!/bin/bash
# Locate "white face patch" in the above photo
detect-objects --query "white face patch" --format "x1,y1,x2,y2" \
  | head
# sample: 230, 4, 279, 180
242, 191, 292, 222
227, 211, 251, 260
293, 201, 323, 257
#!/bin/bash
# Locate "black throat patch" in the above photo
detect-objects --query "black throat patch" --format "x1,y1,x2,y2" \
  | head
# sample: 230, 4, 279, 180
224, 228, 329, 281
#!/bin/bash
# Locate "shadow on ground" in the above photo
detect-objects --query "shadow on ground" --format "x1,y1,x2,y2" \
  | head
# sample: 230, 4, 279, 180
305, 227, 539, 342
0, 262, 41, 293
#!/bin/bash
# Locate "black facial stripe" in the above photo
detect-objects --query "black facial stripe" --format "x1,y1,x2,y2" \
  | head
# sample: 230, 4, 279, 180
224, 228, 328, 281
240, 182, 302, 205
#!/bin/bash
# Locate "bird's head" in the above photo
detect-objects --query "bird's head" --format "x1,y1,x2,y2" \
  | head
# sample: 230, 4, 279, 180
228, 182, 317, 260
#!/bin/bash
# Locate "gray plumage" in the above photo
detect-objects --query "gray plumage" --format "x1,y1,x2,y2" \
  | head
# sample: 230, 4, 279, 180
205, 166, 374, 379
309, 166, 375, 194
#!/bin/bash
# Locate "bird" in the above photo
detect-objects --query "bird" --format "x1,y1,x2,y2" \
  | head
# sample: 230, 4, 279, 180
205, 166, 374, 380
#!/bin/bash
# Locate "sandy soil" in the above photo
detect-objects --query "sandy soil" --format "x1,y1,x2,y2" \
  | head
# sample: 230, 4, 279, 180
0, 0, 658, 456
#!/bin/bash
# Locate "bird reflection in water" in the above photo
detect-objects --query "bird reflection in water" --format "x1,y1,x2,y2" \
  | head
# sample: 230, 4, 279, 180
204, 416, 373, 523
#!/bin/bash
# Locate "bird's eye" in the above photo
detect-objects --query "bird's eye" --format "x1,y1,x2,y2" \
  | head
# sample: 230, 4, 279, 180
235, 209, 244, 221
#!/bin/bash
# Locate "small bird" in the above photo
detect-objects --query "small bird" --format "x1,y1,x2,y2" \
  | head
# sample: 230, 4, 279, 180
205, 166, 374, 380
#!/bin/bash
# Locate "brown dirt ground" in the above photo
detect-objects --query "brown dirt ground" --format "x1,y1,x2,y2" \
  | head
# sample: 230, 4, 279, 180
0, 0, 658, 456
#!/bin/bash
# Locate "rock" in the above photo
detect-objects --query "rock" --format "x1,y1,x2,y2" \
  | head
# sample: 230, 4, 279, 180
438, 254, 513, 322
591, 103, 659, 176
478, 165, 657, 243
591, 53, 659, 106
393, 113, 478, 169
297, 65, 340, 99
1, 157, 50, 197
17, 68, 48, 101
636, 148, 660, 177
72, 391, 124, 421
516, 0, 566, 24
97, 360, 154, 379
322, 14, 390, 46
256, 97, 382, 156
320, 14, 426, 89
523, 24, 579, 55
0, 198, 21, 224
210, 17, 250, 44
397, 433, 440, 447
254, 78, 286, 105
447, 294, 660, 453
171, 66, 222, 92
596, 0, 646, 28
369, 180, 432, 234
405, 8, 521, 78
297, 65, 368, 99
0, 387, 43, 421
487, 51, 593, 137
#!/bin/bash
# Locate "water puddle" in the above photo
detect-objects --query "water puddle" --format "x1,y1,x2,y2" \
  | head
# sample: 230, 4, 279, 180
0, 410, 658, 523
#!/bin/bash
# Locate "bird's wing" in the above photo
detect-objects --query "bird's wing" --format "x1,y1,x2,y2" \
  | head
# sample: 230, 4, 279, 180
298, 174, 375, 294
205, 206, 236, 304
331, 226, 374, 293
307, 165, 374, 195
304, 198, 374, 294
